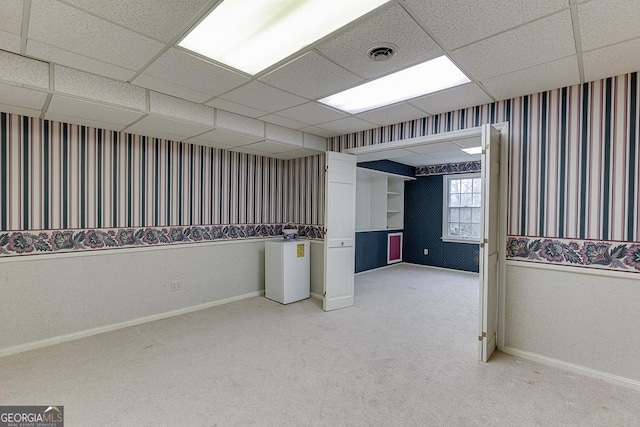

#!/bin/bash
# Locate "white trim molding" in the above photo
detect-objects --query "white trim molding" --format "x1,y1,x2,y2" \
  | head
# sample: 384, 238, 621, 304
500, 346, 640, 392
0, 291, 263, 359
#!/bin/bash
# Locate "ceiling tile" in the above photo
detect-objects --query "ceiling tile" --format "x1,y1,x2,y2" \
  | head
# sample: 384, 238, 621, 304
61, 0, 211, 43
300, 126, 341, 138
259, 114, 307, 130
316, 117, 378, 134
221, 81, 307, 113
29, 0, 165, 70
406, 142, 460, 154
271, 148, 324, 160
26, 40, 137, 81
411, 156, 442, 167
216, 110, 264, 138
54, 65, 146, 110
260, 51, 362, 99
369, 148, 416, 159
434, 155, 473, 164
131, 74, 207, 103
404, 0, 567, 50
46, 95, 144, 131
450, 136, 482, 149
0, 104, 42, 118
267, 152, 296, 160
149, 91, 215, 126
0, 50, 49, 89
481, 56, 580, 101
303, 133, 326, 151
275, 102, 348, 126
0, 82, 48, 110
433, 153, 477, 162
389, 154, 441, 167
124, 115, 212, 141
136, 48, 250, 101
583, 37, 640, 83
413, 158, 443, 167
205, 98, 267, 118
408, 83, 493, 115
316, 4, 443, 79
265, 124, 303, 147
578, 0, 640, 51
187, 129, 262, 148
244, 141, 298, 154
450, 11, 575, 80
356, 103, 427, 126
44, 114, 128, 132
183, 139, 233, 151
0, 1, 23, 35
356, 152, 389, 162
230, 146, 268, 156
0, 29, 21, 54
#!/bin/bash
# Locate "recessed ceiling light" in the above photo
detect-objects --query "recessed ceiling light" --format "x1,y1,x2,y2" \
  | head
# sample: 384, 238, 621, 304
179, 0, 389, 75
318, 55, 470, 114
462, 147, 482, 154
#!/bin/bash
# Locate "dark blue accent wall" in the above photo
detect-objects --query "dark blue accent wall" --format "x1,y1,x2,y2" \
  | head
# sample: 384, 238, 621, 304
355, 230, 390, 273
357, 160, 415, 177
403, 175, 480, 272
355, 160, 414, 273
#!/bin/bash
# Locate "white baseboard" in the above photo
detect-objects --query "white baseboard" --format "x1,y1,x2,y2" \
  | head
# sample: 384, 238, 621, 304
0, 291, 263, 359
400, 262, 480, 276
500, 346, 640, 392
355, 263, 400, 275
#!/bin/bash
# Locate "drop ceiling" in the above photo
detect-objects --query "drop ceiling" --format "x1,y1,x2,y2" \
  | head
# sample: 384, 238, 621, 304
349, 134, 483, 167
0, 0, 638, 164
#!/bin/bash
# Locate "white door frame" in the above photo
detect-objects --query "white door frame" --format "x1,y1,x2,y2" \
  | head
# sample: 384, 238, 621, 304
344, 123, 509, 354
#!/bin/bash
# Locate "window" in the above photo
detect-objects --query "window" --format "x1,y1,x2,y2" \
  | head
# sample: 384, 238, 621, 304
442, 173, 481, 243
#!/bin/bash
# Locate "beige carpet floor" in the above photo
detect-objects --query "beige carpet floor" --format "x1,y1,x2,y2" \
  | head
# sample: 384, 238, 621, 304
0, 263, 638, 426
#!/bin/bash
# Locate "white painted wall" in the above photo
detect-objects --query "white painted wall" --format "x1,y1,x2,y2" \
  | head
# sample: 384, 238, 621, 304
310, 240, 325, 298
11, 236, 638, 390
0, 240, 267, 355
503, 263, 640, 387
1, 238, 326, 356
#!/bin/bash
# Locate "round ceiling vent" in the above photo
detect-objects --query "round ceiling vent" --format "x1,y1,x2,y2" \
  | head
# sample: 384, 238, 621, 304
366, 43, 398, 62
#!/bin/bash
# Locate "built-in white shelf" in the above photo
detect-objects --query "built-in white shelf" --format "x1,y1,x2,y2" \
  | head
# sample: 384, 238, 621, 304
356, 167, 415, 232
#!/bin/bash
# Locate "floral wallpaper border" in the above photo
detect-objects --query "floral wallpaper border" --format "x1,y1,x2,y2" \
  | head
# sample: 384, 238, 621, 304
415, 161, 481, 177
507, 236, 640, 273
0, 224, 325, 257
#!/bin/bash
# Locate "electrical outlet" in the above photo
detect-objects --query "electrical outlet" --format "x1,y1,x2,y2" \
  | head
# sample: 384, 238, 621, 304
423, 249, 429, 255
170, 282, 182, 292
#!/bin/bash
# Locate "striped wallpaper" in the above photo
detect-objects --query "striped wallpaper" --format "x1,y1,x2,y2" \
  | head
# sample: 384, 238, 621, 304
287, 155, 325, 226
329, 71, 640, 245
3, 69, 639, 267
0, 112, 325, 256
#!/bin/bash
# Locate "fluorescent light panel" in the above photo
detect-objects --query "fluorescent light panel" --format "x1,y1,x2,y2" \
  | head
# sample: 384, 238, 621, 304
319, 56, 471, 114
179, 0, 389, 75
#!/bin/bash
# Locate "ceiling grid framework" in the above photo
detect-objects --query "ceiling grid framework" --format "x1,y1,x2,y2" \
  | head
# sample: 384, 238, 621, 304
0, 0, 638, 164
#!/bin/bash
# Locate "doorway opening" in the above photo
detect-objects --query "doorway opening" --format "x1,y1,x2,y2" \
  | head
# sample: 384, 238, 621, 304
325, 123, 509, 362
